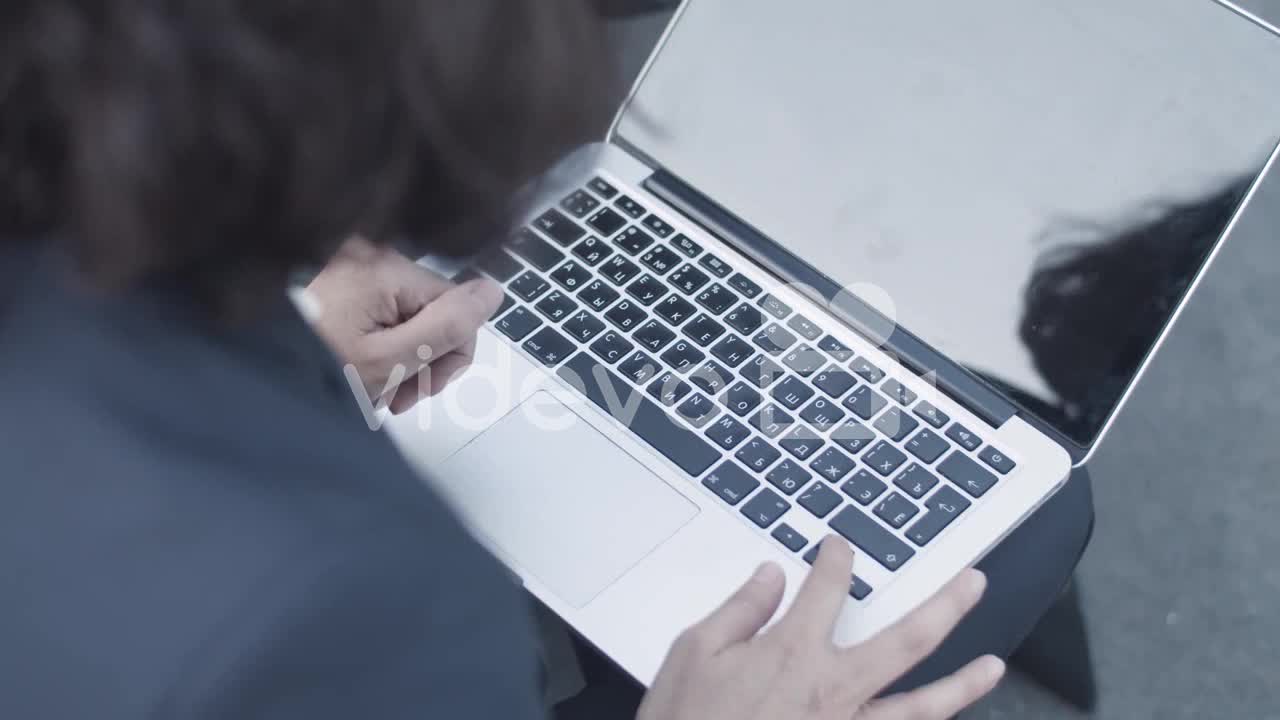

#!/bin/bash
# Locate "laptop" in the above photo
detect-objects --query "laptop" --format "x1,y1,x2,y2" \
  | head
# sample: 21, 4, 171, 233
388, 0, 1280, 683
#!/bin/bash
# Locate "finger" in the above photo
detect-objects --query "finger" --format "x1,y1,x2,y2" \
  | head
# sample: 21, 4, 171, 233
772, 535, 854, 642
847, 570, 987, 695
856, 655, 1005, 720
684, 563, 786, 654
374, 278, 501, 371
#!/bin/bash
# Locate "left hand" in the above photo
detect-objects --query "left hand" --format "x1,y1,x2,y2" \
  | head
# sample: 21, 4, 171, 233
305, 238, 503, 414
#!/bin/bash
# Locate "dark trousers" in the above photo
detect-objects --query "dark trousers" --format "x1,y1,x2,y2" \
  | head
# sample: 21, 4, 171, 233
556, 468, 1096, 718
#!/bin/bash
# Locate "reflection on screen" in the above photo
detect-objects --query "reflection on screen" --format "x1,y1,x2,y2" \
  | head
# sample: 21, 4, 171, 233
617, 0, 1280, 445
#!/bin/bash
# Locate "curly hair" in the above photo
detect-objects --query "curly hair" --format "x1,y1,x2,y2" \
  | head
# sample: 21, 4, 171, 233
0, 0, 613, 311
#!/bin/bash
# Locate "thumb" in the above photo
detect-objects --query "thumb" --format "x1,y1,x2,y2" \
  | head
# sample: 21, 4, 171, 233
373, 277, 502, 372
687, 563, 786, 654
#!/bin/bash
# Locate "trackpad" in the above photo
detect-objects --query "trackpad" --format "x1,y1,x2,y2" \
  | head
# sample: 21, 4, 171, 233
441, 393, 698, 608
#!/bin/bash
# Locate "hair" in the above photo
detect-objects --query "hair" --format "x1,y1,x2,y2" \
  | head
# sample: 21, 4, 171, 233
0, 0, 614, 312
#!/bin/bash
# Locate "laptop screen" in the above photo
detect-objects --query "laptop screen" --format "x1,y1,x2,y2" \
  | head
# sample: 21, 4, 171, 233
615, 0, 1280, 447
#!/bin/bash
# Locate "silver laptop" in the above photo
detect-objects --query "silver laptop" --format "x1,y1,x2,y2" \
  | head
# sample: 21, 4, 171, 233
389, 0, 1280, 684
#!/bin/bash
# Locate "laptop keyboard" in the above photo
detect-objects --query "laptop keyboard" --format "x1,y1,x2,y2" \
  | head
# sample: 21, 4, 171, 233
460, 175, 1019, 601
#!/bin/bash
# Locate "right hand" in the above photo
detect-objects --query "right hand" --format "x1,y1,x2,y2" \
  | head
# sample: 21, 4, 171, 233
637, 537, 1004, 720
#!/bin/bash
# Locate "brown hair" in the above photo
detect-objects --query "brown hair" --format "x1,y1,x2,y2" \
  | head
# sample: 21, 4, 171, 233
0, 0, 614, 310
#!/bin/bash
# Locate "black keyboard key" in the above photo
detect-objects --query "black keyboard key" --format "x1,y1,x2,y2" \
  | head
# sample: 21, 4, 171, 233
851, 357, 886, 384
741, 355, 786, 389
706, 414, 749, 450
787, 314, 823, 341
759, 294, 792, 319
634, 319, 676, 352
698, 253, 733, 278
588, 176, 618, 199
842, 469, 889, 506
799, 397, 846, 432
864, 441, 909, 477
828, 506, 915, 572
589, 330, 634, 364
946, 423, 983, 452
814, 367, 857, 399
492, 293, 515, 321
660, 340, 705, 373
496, 306, 543, 342
849, 576, 874, 601
671, 234, 702, 258
720, 381, 764, 417
906, 487, 969, 547
894, 463, 941, 500
654, 294, 696, 326
670, 264, 711, 295
560, 353, 720, 477
602, 256, 641, 286
647, 370, 692, 407
619, 351, 662, 385
675, 393, 720, 428
874, 406, 919, 442
750, 404, 795, 439
512, 227, 568, 271
767, 459, 811, 496
831, 419, 876, 455
452, 267, 482, 286
771, 376, 815, 411
640, 245, 682, 275
550, 260, 593, 291
522, 326, 576, 367
818, 335, 856, 362
725, 304, 765, 336
684, 314, 727, 347
741, 488, 791, 529
810, 447, 857, 483
913, 401, 950, 429
572, 236, 614, 266
771, 523, 809, 553
709, 334, 755, 367
560, 189, 600, 218
625, 274, 669, 306
780, 425, 823, 461
689, 361, 733, 396
939, 451, 999, 498
736, 437, 782, 474
695, 284, 738, 315
562, 310, 605, 342
782, 345, 825, 377
753, 324, 797, 355
641, 214, 675, 237
587, 207, 628, 236
510, 271, 550, 302
874, 492, 920, 529
702, 461, 759, 506
614, 194, 646, 218
905, 428, 949, 464
798, 482, 843, 519
532, 209, 586, 246
882, 378, 917, 406
728, 272, 763, 299
534, 290, 578, 323
843, 385, 888, 420
477, 250, 525, 283
605, 300, 647, 332
614, 226, 655, 255
979, 446, 1017, 474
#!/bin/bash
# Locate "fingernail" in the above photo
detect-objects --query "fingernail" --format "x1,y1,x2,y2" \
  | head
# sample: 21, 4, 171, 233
980, 655, 1006, 682
752, 562, 783, 584
967, 569, 988, 594
465, 277, 501, 298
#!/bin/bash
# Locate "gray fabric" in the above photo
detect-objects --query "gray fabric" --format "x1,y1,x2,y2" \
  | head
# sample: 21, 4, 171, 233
0, 249, 546, 720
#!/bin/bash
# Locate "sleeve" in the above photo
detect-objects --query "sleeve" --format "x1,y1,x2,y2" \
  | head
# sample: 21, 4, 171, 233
160, 522, 548, 720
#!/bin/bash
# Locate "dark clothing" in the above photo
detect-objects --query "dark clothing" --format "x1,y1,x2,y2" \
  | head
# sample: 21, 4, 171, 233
0, 250, 544, 719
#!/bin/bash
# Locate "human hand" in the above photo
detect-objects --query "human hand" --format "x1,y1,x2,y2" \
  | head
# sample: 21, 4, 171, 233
306, 239, 503, 414
638, 538, 1003, 720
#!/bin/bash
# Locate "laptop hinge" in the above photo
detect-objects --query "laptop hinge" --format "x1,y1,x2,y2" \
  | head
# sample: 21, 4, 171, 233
643, 169, 1018, 430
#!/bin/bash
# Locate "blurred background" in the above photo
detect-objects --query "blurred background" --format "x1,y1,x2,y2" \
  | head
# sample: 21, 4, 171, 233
605, 2, 1280, 718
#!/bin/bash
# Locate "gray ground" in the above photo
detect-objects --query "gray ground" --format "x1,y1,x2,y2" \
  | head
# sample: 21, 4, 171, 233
611, 5, 1280, 718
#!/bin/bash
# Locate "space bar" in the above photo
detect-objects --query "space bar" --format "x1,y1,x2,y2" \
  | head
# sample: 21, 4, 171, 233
558, 353, 721, 478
